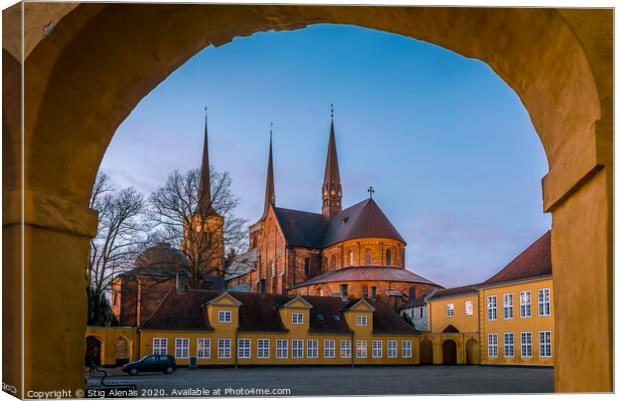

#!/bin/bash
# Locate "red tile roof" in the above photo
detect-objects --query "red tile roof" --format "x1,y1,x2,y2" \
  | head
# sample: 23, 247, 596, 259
431, 284, 480, 300
291, 266, 441, 288
140, 290, 415, 334
482, 231, 552, 286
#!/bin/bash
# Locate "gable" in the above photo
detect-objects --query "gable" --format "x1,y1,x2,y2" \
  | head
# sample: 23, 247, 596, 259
283, 295, 313, 309
204, 292, 242, 307
345, 298, 376, 312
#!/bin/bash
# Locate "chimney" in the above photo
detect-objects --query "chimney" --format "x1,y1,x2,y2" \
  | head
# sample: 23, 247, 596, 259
409, 287, 417, 300
339, 284, 349, 302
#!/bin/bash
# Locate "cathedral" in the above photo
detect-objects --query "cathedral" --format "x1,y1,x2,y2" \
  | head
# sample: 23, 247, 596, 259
230, 108, 442, 306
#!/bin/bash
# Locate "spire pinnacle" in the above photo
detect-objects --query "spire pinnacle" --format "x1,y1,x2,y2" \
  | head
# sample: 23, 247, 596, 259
198, 106, 213, 215
322, 105, 342, 220
262, 123, 275, 219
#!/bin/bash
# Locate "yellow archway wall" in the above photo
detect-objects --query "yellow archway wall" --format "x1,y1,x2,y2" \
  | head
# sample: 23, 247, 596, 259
2, 3, 612, 394
84, 327, 139, 367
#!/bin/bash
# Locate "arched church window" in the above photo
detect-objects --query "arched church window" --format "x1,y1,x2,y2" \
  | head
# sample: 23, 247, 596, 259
365, 248, 372, 265
386, 249, 392, 265
362, 285, 369, 298
304, 258, 311, 276
331, 254, 337, 269
349, 251, 354, 266
323, 256, 328, 269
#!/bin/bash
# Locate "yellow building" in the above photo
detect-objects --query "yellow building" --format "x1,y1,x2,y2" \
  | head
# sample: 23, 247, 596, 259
88, 290, 420, 367
426, 231, 553, 367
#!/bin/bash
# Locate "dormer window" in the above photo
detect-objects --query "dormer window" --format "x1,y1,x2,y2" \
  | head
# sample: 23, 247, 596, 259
218, 310, 232, 323
357, 315, 368, 327
341, 217, 349, 224
292, 312, 304, 324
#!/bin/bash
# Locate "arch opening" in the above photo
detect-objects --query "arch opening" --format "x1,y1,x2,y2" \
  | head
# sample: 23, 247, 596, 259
442, 339, 457, 365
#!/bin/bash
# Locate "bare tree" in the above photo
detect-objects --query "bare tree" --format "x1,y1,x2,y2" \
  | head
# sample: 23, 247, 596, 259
148, 167, 248, 287
87, 173, 149, 324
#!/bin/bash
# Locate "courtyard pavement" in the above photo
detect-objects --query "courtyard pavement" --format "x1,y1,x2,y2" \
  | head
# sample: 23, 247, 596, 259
85, 365, 553, 396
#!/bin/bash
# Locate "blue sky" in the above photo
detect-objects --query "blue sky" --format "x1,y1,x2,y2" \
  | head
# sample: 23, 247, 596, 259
99, 24, 551, 288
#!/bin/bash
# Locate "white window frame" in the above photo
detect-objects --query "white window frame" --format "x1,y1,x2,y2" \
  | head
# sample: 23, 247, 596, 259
357, 315, 368, 327
292, 339, 304, 359
324, 339, 336, 358
257, 339, 270, 359
175, 338, 189, 359
217, 338, 231, 359
276, 339, 288, 359
218, 310, 232, 323
402, 340, 412, 358
504, 333, 514, 358
487, 296, 497, 321
152, 338, 168, 355
488, 333, 498, 358
387, 340, 397, 358
465, 300, 473, 316
447, 303, 454, 318
341, 340, 351, 358
538, 288, 551, 316
356, 340, 367, 358
521, 332, 532, 357
237, 338, 251, 359
520, 291, 532, 318
539, 331, 552, 357
503, 293, 513, 319
197, 338, 211, 359
292, 312, 304, 325
307, 339, 318, 358
372, 340, 383, 358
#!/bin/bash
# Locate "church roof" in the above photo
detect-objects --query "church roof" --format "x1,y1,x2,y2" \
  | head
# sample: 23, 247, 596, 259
140, 289, 415, 334
272, 198, 405, 249
134, 242, 190, 270
291, 266, 440, 288
322, 198, 405, 247
481, 230, 552, 286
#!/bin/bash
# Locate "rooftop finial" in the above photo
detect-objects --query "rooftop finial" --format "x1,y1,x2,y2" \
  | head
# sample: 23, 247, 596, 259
330, 103, 334, 120
368, 186, 375, 199
204, 105, 208, 121
270, 121, 273, 139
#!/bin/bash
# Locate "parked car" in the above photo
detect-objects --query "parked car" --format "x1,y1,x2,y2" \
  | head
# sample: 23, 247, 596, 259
122, 355, 176, 375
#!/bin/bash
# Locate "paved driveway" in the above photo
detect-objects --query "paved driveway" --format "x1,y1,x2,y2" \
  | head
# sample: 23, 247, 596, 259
86, 365, 553, 396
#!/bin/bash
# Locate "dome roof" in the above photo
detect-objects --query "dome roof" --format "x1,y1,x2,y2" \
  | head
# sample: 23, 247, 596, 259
135, 242, 190, 270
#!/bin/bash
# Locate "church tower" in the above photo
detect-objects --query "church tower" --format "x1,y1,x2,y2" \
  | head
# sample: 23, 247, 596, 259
322, 105, 342, 220
249, 125, 276, 249
182, 107, 225, 278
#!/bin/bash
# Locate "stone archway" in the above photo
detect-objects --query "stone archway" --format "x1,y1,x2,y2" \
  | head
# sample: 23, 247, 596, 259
115, 336, 131, 366
3, 4, 612, 393
419, 339, 434, 365
442, 339, 457, 365
466, 339, 480, 365
84, 336, 102, 367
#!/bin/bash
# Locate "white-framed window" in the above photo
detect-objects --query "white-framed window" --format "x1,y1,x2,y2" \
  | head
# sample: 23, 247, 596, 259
276, 339, 288, 359
307, 339, 318, 358
356, 340, 367, 358
292, 312, 304, 325
197, 338, 210, 359
520, 291, 532, 318
292, 339, 304, 358
387, 340, 397, 358
372, 340, 383, 358
503, 293, 513, 319
504, 333, 514, 357
465, 300, 473, 316
217, 338, 231, 359
402, 340, 412, 358
488, 333, 498, 358
237, 338, 250, 359
341, 340, 351, 358
447, 303, 454, 317
357, 315, 368, 327
175, 338, 189, 359
521, 332, 532, 357
324, 339, 335, 358
218, 310, 232, 323
538, 288, 551, 316
487, 296, 497, 320
539, 331, 552, 357
257, 339, 270, 359
152, 338, 168, 355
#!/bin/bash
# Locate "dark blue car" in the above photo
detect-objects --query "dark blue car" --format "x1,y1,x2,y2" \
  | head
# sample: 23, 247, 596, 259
122, 355, 176, 375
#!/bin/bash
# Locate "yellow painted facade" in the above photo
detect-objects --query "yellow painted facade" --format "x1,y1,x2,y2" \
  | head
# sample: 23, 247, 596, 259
428, 292, 479, 335
478, 277, 554, 366
85, 326, 139, 367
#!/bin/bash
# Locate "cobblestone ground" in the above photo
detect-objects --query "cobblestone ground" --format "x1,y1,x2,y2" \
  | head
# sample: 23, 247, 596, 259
86, 365, 553, 397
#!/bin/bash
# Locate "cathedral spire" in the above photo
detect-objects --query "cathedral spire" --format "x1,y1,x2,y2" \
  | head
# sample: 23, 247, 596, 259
322, 104, 342, 220
262, 123, 276, 219
198, 106, 213, 215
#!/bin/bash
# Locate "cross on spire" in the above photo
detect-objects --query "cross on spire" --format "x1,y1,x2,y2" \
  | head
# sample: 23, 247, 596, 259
368, 186, 375, 199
